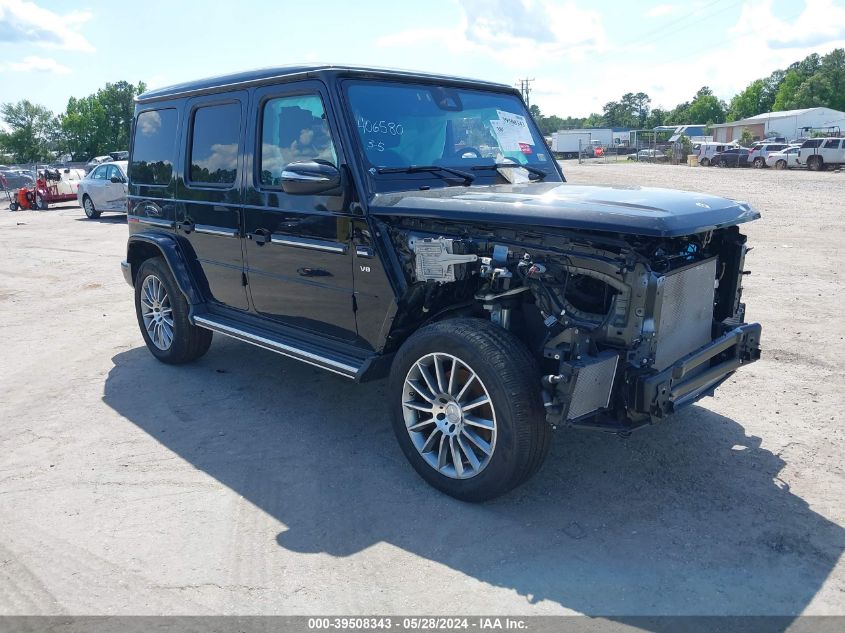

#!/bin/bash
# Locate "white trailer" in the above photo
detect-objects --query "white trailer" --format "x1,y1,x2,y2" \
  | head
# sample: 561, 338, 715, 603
551, 131, 593, 158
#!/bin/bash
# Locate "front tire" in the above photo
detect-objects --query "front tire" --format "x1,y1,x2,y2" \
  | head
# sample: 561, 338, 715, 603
775, 159, 787, 170
35, 194, 48, 210
389, 318, 551, 502
752, 157, 764, 168
82, 195, 100, 219
700, 157, 710, 167
134, 257, 212, 364
808, 156, 822, 171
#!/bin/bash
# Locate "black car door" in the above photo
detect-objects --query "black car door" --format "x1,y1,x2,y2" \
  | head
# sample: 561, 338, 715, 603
176, 93, 249, 311
242, 81, 357, 342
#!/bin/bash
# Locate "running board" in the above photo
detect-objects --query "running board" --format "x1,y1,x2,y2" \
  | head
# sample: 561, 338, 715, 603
193, 314, 368, 379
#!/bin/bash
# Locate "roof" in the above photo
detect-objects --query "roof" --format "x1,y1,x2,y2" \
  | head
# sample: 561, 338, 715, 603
137, 64, 515, 103
711, 107, 844, 128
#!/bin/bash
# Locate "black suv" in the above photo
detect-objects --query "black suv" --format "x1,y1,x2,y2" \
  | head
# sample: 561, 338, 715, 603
122, 66, 762, 501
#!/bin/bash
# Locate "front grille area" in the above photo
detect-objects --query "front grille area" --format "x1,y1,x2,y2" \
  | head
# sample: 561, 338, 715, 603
653, 257, 718, 371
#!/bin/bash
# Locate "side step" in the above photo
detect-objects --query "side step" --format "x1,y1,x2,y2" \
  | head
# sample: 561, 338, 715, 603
193, 313, 370, 380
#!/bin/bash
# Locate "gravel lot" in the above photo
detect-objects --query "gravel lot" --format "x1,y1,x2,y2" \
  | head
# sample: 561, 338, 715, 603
1, 163, 843, 617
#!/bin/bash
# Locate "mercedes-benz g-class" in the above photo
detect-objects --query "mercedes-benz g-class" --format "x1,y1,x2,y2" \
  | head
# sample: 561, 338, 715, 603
122, 66, 762, 501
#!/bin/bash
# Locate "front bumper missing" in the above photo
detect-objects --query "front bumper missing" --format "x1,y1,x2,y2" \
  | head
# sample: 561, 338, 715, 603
637, 322, 762, 418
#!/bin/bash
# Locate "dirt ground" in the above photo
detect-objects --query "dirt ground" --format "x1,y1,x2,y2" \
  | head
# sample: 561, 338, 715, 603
0, 163, 843, 617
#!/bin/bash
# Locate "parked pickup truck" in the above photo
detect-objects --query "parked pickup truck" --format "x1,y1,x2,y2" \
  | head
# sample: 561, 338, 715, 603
121, 65, 763, 501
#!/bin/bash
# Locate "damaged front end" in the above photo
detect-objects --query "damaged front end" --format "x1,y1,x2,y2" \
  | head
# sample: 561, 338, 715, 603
380, 218, 762, 433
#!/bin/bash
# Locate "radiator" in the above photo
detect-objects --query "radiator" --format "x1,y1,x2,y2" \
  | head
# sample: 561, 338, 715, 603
653, 257, 718, 371
566, 351, 620, 421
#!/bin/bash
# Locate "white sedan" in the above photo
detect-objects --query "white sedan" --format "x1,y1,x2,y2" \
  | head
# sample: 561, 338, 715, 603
77, 161, 128, 219
765, 146, 801, 170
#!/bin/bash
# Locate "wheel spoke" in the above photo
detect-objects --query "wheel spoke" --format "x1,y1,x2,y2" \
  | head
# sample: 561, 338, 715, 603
408, 417, 436, 432
433, 354, 447, 393
447, 357, 458, 395
437, 434, 448, 470
421, 428, 441, 453
461, 394, 490, 411
456, 435, 480, 470
462, 428, 492, 455
464, 415, 495, 430
455, 372, 477, 402
406, 379, 435, 403
450, 437, 464, 478
403, 400, 432, 413
417, 363, 439, 398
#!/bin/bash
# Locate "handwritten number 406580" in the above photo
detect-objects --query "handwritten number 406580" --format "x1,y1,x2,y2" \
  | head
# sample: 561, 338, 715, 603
358, 117, 404, 136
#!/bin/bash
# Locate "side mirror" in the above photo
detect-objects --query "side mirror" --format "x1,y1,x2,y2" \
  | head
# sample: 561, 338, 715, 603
280, 160, 341, 195
110, 176, 123, 184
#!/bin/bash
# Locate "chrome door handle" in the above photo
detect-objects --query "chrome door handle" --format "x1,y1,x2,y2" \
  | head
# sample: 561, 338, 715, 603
355, 246, 374, 258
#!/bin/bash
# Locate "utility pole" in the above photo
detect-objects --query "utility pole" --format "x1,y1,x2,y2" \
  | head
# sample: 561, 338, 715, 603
516, 78, 534, 107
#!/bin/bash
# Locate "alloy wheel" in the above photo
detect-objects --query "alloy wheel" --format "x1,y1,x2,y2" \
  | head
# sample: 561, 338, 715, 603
140, 274, 174, 350
402, 353, 497, 479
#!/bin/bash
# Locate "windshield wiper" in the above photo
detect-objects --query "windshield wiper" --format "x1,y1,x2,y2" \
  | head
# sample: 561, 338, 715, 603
376, 165, 475, 186
471, 163, 548, 181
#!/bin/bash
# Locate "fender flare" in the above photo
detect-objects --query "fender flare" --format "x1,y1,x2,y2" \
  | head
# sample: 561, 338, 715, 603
126, 231, 203, 305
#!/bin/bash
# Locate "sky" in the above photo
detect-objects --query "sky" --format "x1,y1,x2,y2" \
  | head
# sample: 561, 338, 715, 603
1, 0, 844, 120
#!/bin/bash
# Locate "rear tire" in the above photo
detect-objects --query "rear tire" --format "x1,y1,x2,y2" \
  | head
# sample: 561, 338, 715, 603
82, 195, 100, 219
35, 194, 48, 210
9, 202, 18, 211
389, 318, 551, 502
134, 257, 212, 364
808, 156, 822, 171
700, 158, 710, 166
718, 159, 728, 168
752, 157, 764, 168
775, 160, 787, 170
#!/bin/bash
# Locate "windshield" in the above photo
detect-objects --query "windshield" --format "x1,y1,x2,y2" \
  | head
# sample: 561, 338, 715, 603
344, 80, 559, 186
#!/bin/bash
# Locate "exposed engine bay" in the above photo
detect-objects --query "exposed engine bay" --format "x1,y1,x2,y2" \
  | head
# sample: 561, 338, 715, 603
380, 218, 762, 432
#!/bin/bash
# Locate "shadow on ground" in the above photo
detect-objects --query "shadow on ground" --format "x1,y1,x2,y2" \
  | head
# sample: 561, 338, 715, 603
73, 213, 126, 223
103, 339, 843, 617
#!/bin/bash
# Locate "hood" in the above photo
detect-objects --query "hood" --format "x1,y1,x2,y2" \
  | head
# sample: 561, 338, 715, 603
368, 183, 760, 237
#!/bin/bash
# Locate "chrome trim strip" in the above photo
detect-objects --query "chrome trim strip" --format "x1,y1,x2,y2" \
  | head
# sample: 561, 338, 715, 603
194, 224, 238, 237
270, 235, 348, 254
280, 171, 330, 182
129, 215, 174, 228
192, 315, 358, 378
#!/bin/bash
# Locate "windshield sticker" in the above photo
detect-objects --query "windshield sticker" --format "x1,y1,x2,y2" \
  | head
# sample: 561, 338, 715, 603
490, 119, 521, 151
519, 143, 533, 154
495, 110, 532, 144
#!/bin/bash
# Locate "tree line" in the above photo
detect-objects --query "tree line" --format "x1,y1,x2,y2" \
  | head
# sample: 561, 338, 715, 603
1, 48, 843, 162
531, 48, 845, 136
0, 80, 146, 164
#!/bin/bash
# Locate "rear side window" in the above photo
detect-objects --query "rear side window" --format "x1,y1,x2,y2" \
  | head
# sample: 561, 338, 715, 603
131, 109, 178, 185
259, 94, 337, 188
189, 103, 241, 185
823, 139, 841, 149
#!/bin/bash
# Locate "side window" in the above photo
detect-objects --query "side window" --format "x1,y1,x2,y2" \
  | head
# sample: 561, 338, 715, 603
91, 166, 107, 180
131, 109, 178, 185
189, 102, 241, 185
823, 139, 841, 149
259, 94, 337, 187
